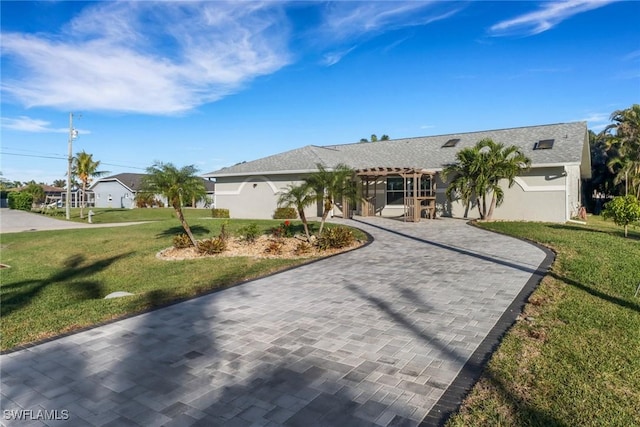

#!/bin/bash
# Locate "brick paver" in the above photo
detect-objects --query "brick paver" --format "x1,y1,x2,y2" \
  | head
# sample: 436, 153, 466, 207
0, 217, 547, 426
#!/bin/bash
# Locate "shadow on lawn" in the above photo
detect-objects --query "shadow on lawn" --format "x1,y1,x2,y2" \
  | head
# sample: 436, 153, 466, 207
0, 252, 132, 317
550, 272, 640, 314
155, 225, 211, 238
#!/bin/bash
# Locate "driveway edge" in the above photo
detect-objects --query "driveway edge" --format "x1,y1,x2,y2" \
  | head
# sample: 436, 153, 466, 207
421, 222, 556, 427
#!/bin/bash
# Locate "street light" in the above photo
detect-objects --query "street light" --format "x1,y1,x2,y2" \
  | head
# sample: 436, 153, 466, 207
65, 113, 80, 220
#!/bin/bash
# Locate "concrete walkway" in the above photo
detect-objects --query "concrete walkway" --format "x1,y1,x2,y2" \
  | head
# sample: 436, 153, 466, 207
0, 209, 149, 233
0, 217, 549, 427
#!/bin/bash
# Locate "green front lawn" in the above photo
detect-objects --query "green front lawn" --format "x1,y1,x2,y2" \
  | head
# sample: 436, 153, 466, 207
448, 216, 640, 426
0, 214, 363, 351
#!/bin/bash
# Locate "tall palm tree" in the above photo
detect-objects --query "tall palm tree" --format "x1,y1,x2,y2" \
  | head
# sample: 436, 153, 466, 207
277, 183, 316, 242
442, 139, 530, 220
304, 163, 357, 236
601, 104, 640, 198
72, 151, 107, 218
140, 162, 206, 248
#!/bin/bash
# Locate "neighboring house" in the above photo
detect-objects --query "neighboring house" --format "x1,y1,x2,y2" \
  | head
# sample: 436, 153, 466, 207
203, 122, 591, 223
90, 173, 215, 209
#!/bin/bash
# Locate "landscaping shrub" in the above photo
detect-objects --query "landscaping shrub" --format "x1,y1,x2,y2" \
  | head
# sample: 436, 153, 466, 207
219, 220, 231, 242
198, 237, 227, 254
264, 239, 284, 255
238, 223, 260, 243
8, 192, 33, 211
271, 220, 294, 238
173, 233, 193, 249
294, 241, 313, 255
211, 208, 230, 218
273, 207, 297, 219
317, 226, 355, 250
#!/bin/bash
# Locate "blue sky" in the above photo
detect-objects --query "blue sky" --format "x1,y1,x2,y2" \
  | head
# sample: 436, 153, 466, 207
1, 0, 639, 185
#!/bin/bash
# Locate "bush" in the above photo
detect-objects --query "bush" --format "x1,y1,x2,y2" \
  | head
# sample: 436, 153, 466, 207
271, 220, 294, 238
8, 192, 33, 211
273, 207, 297, 219
211, 208, 230, 218
198, 237, 227, 254
238, 223, 260, 243
264, 239, 284, 255
219, 220, 231, 242
602, 195, 640, 237
173, 233, 193, 249
317, 226, 355, 250
294, 241, 313, 255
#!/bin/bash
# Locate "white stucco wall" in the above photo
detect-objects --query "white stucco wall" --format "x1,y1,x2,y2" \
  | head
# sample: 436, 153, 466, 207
214, 174, 322, 219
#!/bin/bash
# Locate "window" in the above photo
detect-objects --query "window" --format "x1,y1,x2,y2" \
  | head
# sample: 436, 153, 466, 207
386, 176, 434, 205
442, 138, 460, 148
534, 139, 554, 150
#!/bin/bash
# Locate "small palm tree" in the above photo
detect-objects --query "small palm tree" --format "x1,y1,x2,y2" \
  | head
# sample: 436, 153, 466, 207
304, 163, 357, 235
140, 162, 206, 249
72, 151, 108, 218
443, 139, 530, 220
277, 183, 316, 242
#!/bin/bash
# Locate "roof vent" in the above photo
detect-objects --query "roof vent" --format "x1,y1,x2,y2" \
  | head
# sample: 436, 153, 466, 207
442, 138, 460, 148
534, 139, 554, 150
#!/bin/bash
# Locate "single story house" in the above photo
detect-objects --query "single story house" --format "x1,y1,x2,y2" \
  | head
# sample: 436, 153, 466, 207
90, 173, 215, 209
203, 122, 591, 223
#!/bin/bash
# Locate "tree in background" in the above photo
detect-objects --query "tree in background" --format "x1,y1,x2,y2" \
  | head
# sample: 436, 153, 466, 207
359, 134, 390, 143
600, 104, 640, 198
602, 195, 640, 237
277, 184, 316, 242
72, 151, 108, 218
304, 163, 357, 236
52, 179, 67, 189
140, 162, 206, 249
23, 181, 46, 205
442, 139, 531, 220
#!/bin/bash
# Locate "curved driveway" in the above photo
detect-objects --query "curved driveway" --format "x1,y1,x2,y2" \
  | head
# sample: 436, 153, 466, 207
0, 217, 549, 427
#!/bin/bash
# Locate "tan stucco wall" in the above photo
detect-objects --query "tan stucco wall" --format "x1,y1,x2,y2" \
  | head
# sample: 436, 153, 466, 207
215, 174, 325, 219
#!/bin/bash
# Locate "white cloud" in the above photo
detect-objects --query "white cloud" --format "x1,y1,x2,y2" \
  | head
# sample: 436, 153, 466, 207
1, 115, 90, 135
314, 2, 462, 65
579, 112, 611, 131
1, 2, 291, 115
489, 0, 618, 36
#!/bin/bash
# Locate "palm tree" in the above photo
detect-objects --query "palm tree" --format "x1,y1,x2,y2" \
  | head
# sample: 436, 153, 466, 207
140, 162, 206, 248
601, 104, 640, 198
442, 139, 531, 220
72, 151, 107, 218
304, 163, 357, 236
52, 179, 67, 189
277, 183, 316, 242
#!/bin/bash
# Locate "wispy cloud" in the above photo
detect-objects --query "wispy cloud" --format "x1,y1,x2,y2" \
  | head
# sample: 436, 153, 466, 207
1, 2, 291, 115
314, 2, 463, 65
579, 112, 611, 131
2, 116, 69, 133
489, 0, 618, 36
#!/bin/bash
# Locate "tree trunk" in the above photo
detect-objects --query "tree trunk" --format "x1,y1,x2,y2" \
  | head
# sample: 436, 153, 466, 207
318, 198, 332, 236
298, 209, 311, 242
80, 183, 86, 219
175, 206, 199, 249
477, 197, 483, 219
487, 193, 497, 220
625, 224, 628, 238
481, 195, 487, 220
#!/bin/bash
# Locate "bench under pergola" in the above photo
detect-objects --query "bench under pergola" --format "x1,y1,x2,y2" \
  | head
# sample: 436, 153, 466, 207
353, 167, 437, 222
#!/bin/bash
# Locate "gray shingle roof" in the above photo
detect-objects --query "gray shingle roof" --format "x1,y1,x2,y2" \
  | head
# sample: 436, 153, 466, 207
92, 173, 215, 192
204, 122, 589, 178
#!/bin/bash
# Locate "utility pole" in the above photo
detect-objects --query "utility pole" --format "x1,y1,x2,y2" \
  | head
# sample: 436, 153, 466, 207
66, 113, 79, 220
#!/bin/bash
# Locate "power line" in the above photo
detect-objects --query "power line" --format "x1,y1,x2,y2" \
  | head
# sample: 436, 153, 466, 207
1, 152, 147, 170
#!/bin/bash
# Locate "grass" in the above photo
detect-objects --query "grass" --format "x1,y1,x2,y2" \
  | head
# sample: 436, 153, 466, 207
0, 211, 365, 351
447, 215, 640, 427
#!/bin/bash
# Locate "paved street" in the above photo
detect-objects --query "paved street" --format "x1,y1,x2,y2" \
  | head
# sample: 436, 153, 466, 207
0, 208, 147, 233
0, 216, 550, 427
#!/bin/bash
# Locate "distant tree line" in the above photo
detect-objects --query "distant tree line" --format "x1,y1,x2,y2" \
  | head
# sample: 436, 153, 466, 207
359, 134, 390, 143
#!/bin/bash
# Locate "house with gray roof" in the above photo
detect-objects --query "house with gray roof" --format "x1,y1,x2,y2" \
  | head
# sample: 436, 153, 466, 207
90, 173, 215, 209
203, 122, 591, 223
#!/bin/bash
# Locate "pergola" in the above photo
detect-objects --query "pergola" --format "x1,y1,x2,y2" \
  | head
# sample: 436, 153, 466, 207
353, 167, 437, 222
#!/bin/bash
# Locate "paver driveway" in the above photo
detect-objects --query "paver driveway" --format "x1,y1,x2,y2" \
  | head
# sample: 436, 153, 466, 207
0, 217, 549, 427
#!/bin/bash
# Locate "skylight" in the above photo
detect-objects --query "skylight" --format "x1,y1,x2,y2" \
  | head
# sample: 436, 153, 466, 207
442, 138, 460, 148
534, 139, 554, 150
